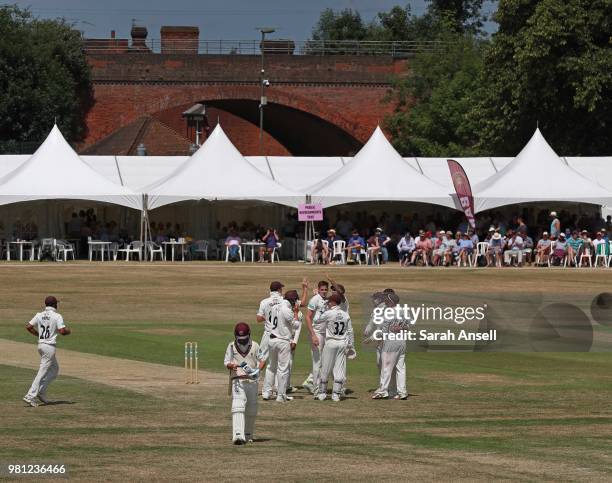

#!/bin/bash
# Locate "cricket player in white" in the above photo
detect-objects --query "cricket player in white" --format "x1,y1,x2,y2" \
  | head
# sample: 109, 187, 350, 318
286, 279, 308, 393
224, 322, 265, 445
304, 280, 329, 394
364, 290, 398, 396
373, 292, 408, 400
262, 290, 302, 402
317, 293, 355, 401
23, 296, 71, 407
256, 281, 285, 361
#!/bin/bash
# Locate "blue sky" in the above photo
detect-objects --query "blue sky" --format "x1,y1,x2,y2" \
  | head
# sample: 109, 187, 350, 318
7, 0, 497, 39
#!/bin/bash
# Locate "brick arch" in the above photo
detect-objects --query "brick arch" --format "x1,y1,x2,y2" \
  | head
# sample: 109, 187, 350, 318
84, 82, 391, 152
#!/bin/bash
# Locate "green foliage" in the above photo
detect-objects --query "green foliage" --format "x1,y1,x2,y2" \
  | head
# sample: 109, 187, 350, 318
0, 5, 93, 149
385, 34, 486, 156
474, 0, 612, 156
310, 8, 369, 41
426, 0, 487, 35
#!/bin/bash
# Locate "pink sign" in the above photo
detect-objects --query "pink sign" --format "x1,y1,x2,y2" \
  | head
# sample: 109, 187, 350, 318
298, 203, 323, 221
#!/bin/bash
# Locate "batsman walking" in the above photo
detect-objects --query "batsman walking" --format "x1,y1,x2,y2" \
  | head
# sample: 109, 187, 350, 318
23, 296, 71, 407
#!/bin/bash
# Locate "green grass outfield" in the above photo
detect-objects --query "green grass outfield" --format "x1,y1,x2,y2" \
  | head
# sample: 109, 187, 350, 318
0, 262, 611, 480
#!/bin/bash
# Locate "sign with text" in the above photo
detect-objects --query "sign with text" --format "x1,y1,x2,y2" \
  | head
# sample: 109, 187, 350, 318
298, 203, 323, 221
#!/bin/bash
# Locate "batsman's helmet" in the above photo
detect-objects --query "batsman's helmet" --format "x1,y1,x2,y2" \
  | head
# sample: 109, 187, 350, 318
234, 322, 250, 337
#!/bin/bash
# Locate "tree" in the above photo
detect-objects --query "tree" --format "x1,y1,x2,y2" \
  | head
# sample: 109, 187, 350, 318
310, 8, 368, 41
425, 0, 486, 35
473, 0, 612, 156
0, 6, 93, 151
385, 34, 486, 156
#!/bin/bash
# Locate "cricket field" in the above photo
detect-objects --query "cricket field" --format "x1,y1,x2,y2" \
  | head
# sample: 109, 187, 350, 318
1, 263, 611, 481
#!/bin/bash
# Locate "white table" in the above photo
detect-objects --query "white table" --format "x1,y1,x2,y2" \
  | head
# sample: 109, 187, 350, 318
88, 241, 112, 261
163, 241, 186, 262
241, 241, 265, 262
7, 241, 34, 261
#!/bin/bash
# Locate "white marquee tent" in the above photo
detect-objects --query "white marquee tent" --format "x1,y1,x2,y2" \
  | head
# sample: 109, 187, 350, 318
307, 126, 457, 209
472, 128, 612, 213
0, 125, 141, 210
144, 124, 303, 210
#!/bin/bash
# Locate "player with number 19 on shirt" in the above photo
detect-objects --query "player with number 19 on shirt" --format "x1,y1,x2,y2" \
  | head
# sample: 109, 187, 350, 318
23, 296, 71, 407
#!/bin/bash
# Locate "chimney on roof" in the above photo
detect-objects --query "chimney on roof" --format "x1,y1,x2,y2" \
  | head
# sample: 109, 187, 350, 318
111, 30, 115, 39
130, 25, 149, 52
161, 26, 199, 54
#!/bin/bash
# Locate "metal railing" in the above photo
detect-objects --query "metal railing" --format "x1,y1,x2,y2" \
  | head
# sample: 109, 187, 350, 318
83, 39, 450, 57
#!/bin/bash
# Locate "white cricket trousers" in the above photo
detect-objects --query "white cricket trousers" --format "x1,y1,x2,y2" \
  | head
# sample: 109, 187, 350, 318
377, 349, 406, 398
311, 332, 326, 387
319, 338, 347, 396
262, 337, 291, 397
377, 345, 397, 396
231, 378, 258, 442
26, 343, 59, 399
259, 331, 270, 361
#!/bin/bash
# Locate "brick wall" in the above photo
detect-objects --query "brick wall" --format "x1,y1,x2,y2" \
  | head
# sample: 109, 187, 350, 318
83, 53, 405, 154
160, 26, 199, 54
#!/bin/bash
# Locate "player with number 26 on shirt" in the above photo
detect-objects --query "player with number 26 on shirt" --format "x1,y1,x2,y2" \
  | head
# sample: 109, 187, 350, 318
23, 296, 71, 407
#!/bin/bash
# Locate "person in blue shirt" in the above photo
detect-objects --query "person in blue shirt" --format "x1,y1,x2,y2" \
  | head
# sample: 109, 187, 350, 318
375, 227, 391, 264
457, 233, 474, 266
345, 229, 365, 263
258, 228, 280, 263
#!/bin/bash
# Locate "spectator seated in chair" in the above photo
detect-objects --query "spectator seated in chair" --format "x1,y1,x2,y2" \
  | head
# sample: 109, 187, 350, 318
366, 233, 380, 264
432, 230, 449, 266
457, 233, 474, 265
566, 231, 583, 266
551, 233, 568, 265
345, 229, 365, 263
535, 232, 551, 265
375, 227, 391, 264
503, 229, 524, 266
410, 231, 433, 266
258, 228, 280, 263
310, 233, 329, 265
397, 232, 415, 266
225, 230, 241, 262
593, 231, 607, 258
487, 231, 504, 266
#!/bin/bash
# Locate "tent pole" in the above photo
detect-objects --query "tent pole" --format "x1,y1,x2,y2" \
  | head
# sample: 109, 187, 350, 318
303, 195, 311, 261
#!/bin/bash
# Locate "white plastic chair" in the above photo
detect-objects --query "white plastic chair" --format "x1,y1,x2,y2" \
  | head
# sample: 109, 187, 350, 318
56, 240, 75, 261
535, 244, 552, 266
193, 240, 208, 260
457, 249, 473, 267
38, 238, 57, 261
578, 245, 592, 267
331, 240, 346, 264
225, 244, 243, 262
472, 242, 489, 266
271, 242, 282, 263
366, 246, 380, 265
355, 247, 368, 265
147, 241, 165, 261
594, 242, 609, 268
116, 241, 143, 261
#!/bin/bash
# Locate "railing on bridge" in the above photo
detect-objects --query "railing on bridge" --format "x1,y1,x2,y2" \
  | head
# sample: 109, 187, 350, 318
83, 39, 449, 57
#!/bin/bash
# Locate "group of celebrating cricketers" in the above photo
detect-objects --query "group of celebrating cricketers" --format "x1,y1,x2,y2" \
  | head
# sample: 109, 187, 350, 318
19, 283, 408, 446
224, 276, 409, 445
